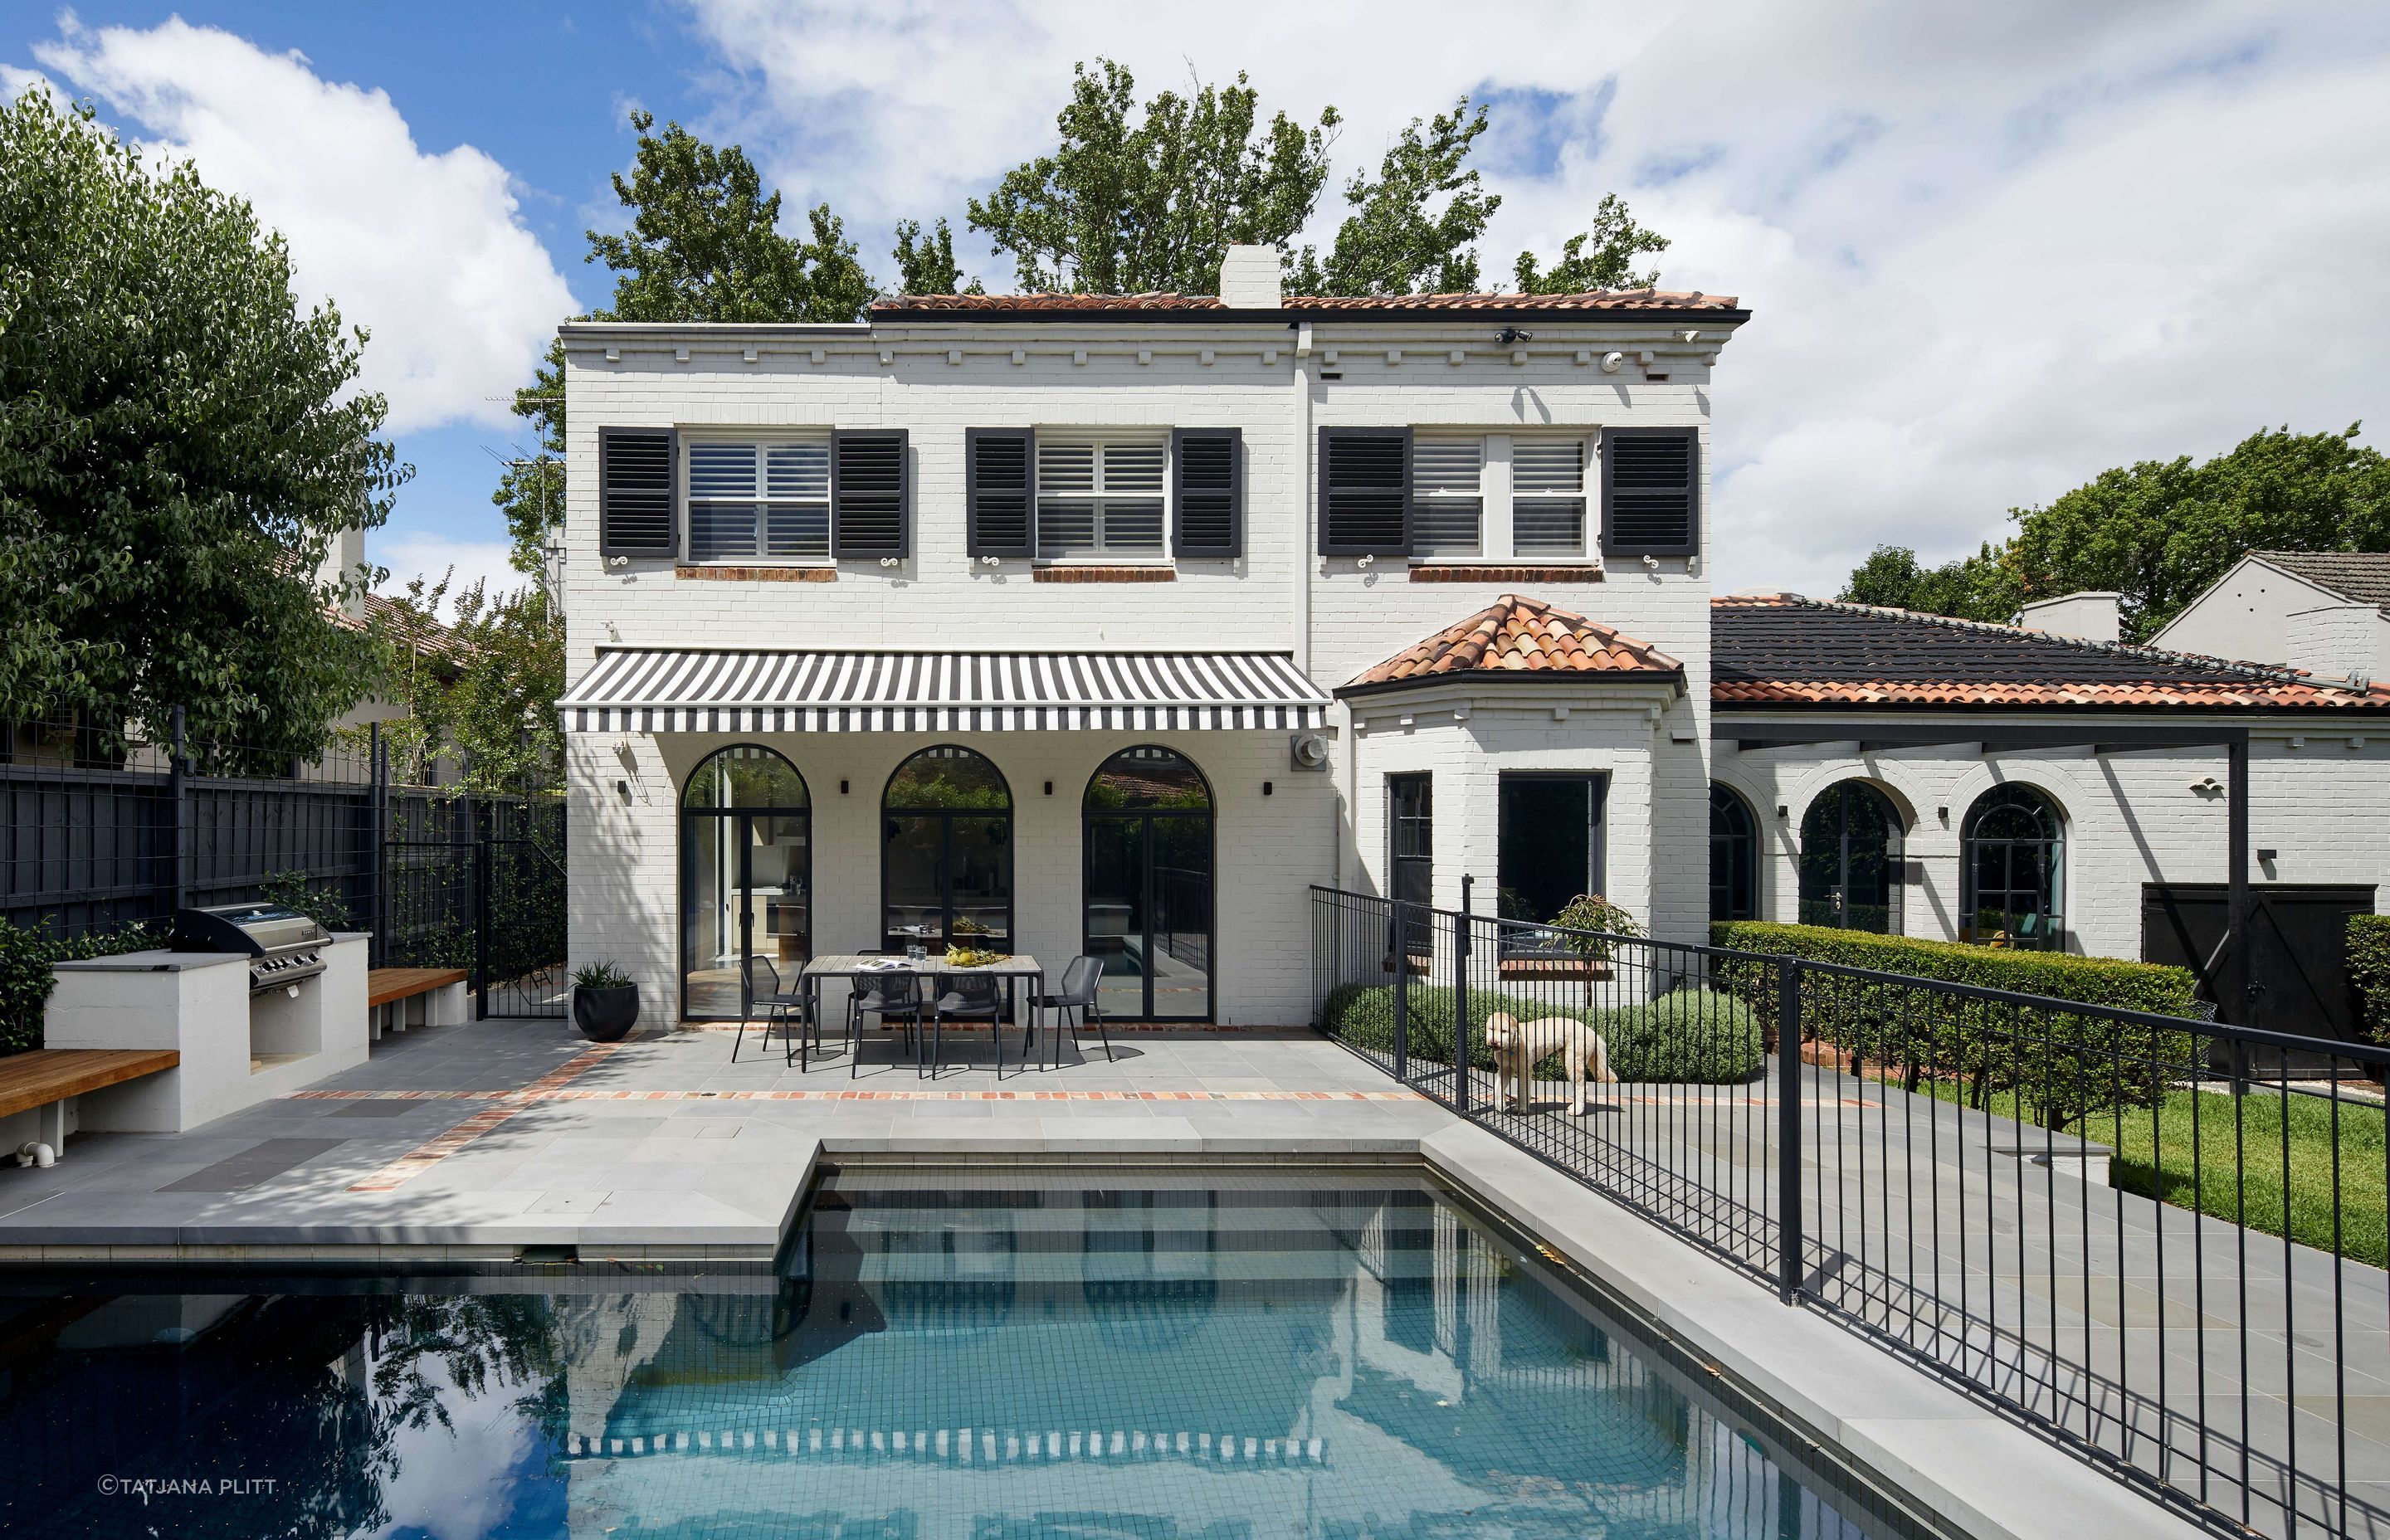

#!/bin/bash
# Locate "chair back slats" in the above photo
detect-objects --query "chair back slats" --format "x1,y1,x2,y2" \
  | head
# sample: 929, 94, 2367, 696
862, 970, 920, 1011
944, 971, 1002, 1010
1060, 955, 1103, 1006
742, 955, 780, 999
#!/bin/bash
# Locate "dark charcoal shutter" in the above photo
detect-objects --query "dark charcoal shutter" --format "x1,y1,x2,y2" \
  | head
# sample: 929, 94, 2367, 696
832, 429, 909, 558
598, 428, 676, 559
1317, 427, 1412, 556
1172, 428, 1242, 558
1600, 427, 1700, 557
965, 428, 1034, 558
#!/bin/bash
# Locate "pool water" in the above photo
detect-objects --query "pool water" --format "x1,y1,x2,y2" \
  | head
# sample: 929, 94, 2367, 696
0, 1168, 1918, 1538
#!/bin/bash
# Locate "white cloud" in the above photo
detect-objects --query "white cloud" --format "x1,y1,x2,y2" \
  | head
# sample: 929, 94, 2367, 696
683, 0, 2390, 595
27, 17, 573, 434
372, 534, 530, 620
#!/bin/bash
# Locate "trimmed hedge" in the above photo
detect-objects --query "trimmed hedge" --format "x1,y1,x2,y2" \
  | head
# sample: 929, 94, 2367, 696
1323, 983, 1763, 1084
0, 918, 163, 1058
2352, 914, 2390, 1048
1710, 920, 2200, 1129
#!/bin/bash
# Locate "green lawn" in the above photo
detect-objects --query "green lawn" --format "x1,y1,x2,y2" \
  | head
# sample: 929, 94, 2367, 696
1889, 1074, 2388, 1268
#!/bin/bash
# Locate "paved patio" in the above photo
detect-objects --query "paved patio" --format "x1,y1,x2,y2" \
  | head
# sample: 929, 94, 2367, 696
0, 1018, 1456, 1255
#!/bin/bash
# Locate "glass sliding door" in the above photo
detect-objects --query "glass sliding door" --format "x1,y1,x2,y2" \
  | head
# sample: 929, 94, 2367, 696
680, 746, 811, 1021
1798, 780, 1905, 933
1085, 748, 1213, 1021
882, 747, 1013, 955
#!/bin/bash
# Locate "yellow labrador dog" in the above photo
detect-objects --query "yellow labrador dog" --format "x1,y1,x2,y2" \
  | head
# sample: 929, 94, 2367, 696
1481, 1011, 1617, 1117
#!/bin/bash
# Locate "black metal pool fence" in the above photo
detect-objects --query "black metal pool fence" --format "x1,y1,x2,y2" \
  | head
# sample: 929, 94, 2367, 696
1311, 884, 2390, 1540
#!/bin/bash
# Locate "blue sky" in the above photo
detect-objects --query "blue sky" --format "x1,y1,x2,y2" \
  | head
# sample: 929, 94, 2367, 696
9, 2, 2388, 604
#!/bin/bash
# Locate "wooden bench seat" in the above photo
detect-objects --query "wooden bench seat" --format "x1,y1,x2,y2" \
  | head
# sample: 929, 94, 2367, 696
366, 967, 471, 1040
0, 1048, 180, 1161
368, 967, 469, 1009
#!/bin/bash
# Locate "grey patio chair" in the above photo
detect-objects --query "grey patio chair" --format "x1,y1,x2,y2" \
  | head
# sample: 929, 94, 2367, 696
1034, 955, 1112, 1069
929, 970, 1012, 1079
737, 956, 810, 1066
846, 967, 924, 1078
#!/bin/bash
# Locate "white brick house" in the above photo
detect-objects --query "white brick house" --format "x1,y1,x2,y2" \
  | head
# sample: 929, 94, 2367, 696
555, 251, 2389, 1038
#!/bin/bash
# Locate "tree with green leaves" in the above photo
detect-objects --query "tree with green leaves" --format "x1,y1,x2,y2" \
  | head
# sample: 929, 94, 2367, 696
1514, 192, 1671, 293
1837, 543, 2019, 622
495, 109, 874, 573
1836, 425, 2390, 641
0, 88, 399, 759
968, 58, 1339, 294
890, 217, 982, 295
1290, 98, 1498, 296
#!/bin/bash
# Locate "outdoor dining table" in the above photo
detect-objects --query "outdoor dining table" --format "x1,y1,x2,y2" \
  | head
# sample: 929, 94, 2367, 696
797, 953, 1046, 1071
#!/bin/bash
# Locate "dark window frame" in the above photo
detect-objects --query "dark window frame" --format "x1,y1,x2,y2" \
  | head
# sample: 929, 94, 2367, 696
1083, 745, 1217, 1021
880, 744, 1014, 957
1798, 780, 1906, 934
1710, 782, 1758, 923
1960, 783, 2066, 949
1495, 771, 1609, 953
677, 744, 811, 1023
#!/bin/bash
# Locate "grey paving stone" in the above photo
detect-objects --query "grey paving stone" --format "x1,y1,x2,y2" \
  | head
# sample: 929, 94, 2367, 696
156, 1138, 351, 1193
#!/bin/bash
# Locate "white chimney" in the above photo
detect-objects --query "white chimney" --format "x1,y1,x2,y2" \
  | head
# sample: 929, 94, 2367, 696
2017, 591, 2122, 644
315, 523, 368, 621
1218, 245, 1281, 308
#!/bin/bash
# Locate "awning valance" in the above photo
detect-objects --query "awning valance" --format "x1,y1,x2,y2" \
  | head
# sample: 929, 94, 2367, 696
559, 648, 1330, 734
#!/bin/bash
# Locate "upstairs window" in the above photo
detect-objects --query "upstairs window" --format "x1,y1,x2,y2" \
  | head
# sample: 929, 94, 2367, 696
685, 436, 832, 562
1411, 437, 1485, 557
1037, 435, 1168, 559
1512, 437, 1588, 557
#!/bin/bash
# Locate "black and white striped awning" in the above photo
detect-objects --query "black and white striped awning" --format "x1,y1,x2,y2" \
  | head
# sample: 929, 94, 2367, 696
558, 648, 1330, 733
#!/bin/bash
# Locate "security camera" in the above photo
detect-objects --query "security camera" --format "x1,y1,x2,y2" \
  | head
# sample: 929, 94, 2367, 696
1495, 326, 1534, 347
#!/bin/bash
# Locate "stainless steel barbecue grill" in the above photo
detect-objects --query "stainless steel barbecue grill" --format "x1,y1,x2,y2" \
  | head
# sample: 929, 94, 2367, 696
171, 902, 329, 992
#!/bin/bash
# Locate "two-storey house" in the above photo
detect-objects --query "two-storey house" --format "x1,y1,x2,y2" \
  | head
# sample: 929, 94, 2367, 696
557, 247, 1739, 1026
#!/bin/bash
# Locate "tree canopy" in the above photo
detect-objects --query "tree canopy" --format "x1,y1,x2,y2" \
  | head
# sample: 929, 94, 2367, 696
1836, 425, 2390, 641
0, 88, 398, 758
967, 59, 1339, 294
1289, 98, 1499, 296
1513, 192, 1670, 293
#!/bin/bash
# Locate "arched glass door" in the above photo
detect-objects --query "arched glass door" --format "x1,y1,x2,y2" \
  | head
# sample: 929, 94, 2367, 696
882, 747, 1012, 955
1710, 784, 1758, 921
1798, 781, 1904, 933
681, 745, 810, 1020
1963, 784, 2066, 948
1085, 747, 1214, 1021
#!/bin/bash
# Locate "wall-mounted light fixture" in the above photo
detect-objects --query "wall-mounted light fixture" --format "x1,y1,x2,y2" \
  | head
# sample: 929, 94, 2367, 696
839, 779, 850, 796
615, 779, 632, 802
1044, 781, 1054, 796
1263, 781, 1275, 796
1777, 804, 1789, 820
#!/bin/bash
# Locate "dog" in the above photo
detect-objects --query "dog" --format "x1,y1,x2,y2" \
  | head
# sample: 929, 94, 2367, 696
1481, 1011, 1617, 1117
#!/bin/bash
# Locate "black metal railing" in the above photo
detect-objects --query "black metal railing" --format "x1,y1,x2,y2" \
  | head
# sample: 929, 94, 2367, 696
1312, 884, 2390, 1540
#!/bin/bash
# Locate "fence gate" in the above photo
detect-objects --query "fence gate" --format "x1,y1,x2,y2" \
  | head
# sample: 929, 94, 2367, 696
380, 791, 566, 1020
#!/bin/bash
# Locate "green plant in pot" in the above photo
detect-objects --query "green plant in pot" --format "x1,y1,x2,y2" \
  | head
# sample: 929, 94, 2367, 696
571, 961, 640, 1042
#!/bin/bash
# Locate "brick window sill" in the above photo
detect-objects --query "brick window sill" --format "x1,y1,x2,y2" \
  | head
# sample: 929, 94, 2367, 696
676, 564, 837, 582
1408, 563, 1602, 583
1032, 566, 1177, 583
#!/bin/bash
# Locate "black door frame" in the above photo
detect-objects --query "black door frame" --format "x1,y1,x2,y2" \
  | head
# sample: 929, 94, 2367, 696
1082, 805, 1216, 1022
680, 803, 812, 1023
878, 805, 1017, 953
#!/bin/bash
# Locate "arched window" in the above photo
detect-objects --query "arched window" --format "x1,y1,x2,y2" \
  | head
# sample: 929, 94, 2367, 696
680, 746, 810, 1020
1798, 781, 1904, 933
1085, 747, 1214, 1020
883, 747, 1012, 955
1710, 784, 1758, 922
1963, 784, 2065, 949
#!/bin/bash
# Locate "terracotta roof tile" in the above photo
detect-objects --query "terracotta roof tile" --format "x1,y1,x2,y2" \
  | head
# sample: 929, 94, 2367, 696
1712, 593, 2390, 712
871, 288, 1740, 316
1343, 596, 1683, 695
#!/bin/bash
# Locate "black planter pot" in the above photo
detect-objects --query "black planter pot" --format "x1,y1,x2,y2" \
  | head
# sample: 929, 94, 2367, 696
573, 983, 641, 1042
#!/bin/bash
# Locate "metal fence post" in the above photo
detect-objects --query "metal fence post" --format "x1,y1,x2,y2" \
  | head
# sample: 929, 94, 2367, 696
1455, 875, 1473, 1116
473, 797, 492, 1021
1393, 901, 1411, 1084
367, 723, 384, 967
166, 706, 188, 917
1777, 958, 1804, 1302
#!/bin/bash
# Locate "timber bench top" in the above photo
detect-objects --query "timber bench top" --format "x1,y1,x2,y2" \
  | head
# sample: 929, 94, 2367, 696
0, 1049, 180, 1120
368, 967, 469, 1008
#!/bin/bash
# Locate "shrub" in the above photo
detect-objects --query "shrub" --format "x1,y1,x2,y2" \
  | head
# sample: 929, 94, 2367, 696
2352, 914, 2390, 1047
1710, 920, 2199, 1129
1322, 982, 1763, 1084
0, 918, 163, 1057
572, 960, 633, 992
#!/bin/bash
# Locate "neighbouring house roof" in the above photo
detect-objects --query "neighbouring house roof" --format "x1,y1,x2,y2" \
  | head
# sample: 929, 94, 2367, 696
1712, 593, 2390, 712
2251, 550, 2390, 615
557, 647, 1330, 733
344, 592, 470, 666
1341, 596, 1684, 697
870, 288, 1744, 319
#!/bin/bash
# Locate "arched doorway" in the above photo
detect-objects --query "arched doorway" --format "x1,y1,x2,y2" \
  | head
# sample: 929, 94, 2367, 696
1963, 783, 2066, 948
681, 745, 810, 1020
882, 746, 1012, 955
1710, 784, 1758, 922
1085, 746, 1214, 1021
1798, 781, 1904, 933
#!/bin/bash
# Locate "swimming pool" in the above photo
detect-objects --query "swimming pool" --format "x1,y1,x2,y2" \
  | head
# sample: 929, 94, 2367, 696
0, 1166, 1925, 1538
